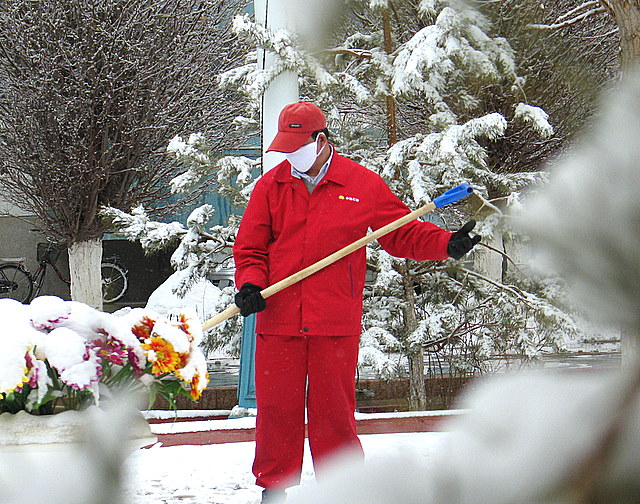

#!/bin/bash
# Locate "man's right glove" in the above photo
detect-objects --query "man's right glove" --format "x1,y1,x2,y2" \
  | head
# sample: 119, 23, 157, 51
447, 220, 482, 260
234, 283, 266, 317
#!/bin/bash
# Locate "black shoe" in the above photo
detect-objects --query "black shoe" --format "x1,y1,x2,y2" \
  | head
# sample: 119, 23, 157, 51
261, 488, 286, 503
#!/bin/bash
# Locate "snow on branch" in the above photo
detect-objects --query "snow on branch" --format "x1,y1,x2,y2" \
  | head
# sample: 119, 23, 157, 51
229, 15, 335, 89
167, 133, 213, 193
167, 133, 259, 208
458, 266, 535, 308
223, 14, 374, 105
359, 326, 401, 378
419, 0, 439, 17
514, 103, 554, 138
390, 4, 519, 111
556, 0, 601, 23
384, 112, 516, 205
391, 23, 447, 97
527, 2, 608, 31
327, 48, 374, 59
101, 205, 186, 252
369, 0, 390, 10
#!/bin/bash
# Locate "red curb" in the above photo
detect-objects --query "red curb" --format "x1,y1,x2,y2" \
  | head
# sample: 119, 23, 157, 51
156, 428, 257, 446
356, 415, 451, 435
151, 414, 456, 447
146, 415, 229, 424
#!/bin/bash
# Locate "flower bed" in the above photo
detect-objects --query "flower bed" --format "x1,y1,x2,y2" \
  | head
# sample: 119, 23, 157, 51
0, 296, 209, 415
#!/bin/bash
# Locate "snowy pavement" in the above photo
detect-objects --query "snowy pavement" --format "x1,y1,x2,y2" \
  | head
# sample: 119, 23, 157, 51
122, 432, 448, 504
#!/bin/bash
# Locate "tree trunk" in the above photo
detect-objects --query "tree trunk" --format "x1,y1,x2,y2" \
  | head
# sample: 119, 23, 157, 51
398, 260, 427, 410
68, 239, 103, 310
382, 8, 397, 147
607, 0, 640, 69
408, 346, 427, 410
381, 6, 426, 409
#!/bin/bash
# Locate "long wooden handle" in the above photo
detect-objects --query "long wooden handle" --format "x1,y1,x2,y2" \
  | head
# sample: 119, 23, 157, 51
202, 200, 437, 331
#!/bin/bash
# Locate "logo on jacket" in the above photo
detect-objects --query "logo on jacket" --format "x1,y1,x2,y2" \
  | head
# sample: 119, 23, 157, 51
338, 195, 360, 203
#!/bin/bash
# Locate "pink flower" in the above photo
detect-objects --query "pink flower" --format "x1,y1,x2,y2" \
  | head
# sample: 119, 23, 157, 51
91, 337, 128, 366
128, 351, 145, 376
24, 351, 39, 388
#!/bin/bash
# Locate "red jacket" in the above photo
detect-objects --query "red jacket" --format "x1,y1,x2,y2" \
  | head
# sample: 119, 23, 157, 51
233, 151, 452, 336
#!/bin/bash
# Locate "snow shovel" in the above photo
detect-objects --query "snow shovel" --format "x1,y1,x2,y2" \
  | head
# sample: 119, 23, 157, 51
202, 183, 474, 331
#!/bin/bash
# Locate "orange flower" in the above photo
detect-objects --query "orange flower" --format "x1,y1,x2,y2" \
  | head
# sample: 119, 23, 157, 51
132, 316, 156, 341
189, 376, 201, 400
141, 336, 182, 375
188, 372, 209, 400
177, 313, 195, 342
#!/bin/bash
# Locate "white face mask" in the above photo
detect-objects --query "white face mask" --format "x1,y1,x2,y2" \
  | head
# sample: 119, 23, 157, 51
286, 136, 324, 173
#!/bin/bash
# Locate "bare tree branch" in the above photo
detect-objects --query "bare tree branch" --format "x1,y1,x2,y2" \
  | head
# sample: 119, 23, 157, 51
527, 6, 608, 31
0, 0, 251, 244
557, 0, 601, 23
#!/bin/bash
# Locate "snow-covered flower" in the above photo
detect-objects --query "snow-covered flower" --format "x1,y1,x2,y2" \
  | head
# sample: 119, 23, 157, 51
0, 338, 31, 395
92, 337, 129, 366
142, 336, 185, 375
40, 327, 102, 391
130, 311, 157, 341
176, 350, 209, 401
0, 301, 42, 396
0, 296, 210, 415
176, 309, 203, 346
29, 295, 71, 330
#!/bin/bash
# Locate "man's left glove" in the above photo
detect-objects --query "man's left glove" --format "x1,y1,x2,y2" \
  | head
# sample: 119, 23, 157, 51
447, 220, 482, 260
234, 283, 266, 317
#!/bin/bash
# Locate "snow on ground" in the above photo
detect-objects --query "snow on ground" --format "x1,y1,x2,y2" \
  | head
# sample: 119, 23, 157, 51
122, 432, 448, 504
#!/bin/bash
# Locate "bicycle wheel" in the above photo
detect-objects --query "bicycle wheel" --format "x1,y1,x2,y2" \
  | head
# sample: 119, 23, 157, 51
101, 262, 128, 303
0, 264, 34, 304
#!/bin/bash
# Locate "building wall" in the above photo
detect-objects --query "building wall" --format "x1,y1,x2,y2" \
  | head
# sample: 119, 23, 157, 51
0, 214, 70, 299
0, 213, 174, 304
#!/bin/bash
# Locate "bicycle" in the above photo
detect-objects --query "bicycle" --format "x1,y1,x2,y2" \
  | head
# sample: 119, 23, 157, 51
0, 240, 128, 304
100, 259, 129, 303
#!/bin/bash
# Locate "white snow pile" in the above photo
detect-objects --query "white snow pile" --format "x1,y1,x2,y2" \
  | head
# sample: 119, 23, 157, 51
146, 269, 226, 322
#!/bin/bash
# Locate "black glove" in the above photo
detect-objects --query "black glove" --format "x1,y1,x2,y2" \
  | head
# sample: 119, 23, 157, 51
447, 220, 481, 260
234, 283, 266, 317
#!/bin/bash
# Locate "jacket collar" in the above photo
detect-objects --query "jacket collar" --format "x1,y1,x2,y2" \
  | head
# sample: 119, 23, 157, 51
273, 145, 348, 187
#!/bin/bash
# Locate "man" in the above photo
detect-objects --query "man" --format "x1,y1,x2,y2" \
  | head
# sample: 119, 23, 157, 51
233, 102, 480, 503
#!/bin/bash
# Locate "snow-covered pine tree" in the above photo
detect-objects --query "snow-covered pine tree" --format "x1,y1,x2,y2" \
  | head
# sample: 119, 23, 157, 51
217, 0, 582, 409
102, 133, 259, 356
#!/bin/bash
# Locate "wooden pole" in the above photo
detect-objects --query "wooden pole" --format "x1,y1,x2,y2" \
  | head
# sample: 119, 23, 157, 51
202, 200, 437, 331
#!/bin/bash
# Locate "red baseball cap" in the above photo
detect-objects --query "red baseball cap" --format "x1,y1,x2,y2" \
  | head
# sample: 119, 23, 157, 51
266, 102, 327, 153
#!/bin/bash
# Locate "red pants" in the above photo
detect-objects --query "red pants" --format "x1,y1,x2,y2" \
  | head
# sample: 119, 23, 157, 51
253, 334, 364, 489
